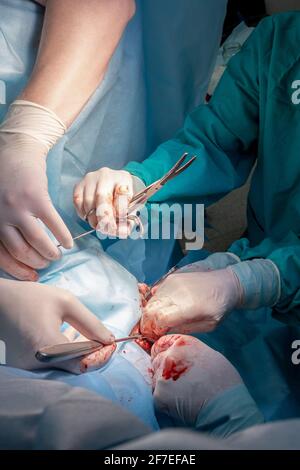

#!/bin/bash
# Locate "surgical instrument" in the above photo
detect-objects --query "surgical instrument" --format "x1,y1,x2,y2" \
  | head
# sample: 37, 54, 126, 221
75, 152, 197, 241
145, 265, 179, 301
57, 228, 96, 247
128, 152, 196, 213
72, 228, 96, 242
36, 334, 144, 364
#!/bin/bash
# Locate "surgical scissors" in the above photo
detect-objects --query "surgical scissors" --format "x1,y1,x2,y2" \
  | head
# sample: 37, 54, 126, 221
128, 152, 196, 213
66, 153, 196, 244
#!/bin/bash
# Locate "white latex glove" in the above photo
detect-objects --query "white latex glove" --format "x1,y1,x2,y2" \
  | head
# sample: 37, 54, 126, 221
141, 268, 242, 341
141, 255, 280, 341
73, 168, 145, 238
0, 100, 73, 281
138, 252, 241, 308
151, 335, 242, 426
0, 278, 115, 373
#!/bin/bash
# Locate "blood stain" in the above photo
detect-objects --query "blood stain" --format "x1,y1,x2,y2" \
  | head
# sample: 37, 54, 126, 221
162, 358, 189, 381
176, 338, 186, 347
135, 336, 152, 354
131, 323, 153, 354
155, 335, 182, 351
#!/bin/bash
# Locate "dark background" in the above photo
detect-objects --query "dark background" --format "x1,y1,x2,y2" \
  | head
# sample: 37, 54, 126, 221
222, 0, 267, 42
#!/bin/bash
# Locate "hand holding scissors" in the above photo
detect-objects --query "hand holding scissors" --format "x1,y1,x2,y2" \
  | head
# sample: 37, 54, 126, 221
71, 153, 196, 242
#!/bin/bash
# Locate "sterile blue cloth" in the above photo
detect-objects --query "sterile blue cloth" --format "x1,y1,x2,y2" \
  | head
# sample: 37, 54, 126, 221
195, 384, 264, 438
0, 372, 152, 449
0, 0, 227, 283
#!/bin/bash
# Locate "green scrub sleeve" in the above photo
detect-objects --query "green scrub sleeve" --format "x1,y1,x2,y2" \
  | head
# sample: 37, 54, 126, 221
124, 18, 273, 206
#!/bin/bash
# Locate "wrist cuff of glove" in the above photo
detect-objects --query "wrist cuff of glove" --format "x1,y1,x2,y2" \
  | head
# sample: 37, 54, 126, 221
229, 259, 281, 309
195, 384, 264, 438
179, 252, 241, 274
0, 100, 66, 152
203, 252, 241, 270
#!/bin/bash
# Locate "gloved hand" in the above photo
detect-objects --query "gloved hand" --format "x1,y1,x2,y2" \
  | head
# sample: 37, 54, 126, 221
141, 254, 281, 341
0, 278, 115, 373
0, 100, 73, 281
73, 167, 145, 238
138, 252, 241, 308
152, 335, 263, 435
151, 335, 242, 426
141, 268, 241, 340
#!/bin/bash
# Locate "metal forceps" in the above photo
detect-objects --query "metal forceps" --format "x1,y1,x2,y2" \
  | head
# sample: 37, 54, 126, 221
36, 334, 144, 364
70, 153, 196, 243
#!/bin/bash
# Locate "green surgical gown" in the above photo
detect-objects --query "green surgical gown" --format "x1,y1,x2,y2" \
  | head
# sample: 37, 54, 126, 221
125, 12, 300, 322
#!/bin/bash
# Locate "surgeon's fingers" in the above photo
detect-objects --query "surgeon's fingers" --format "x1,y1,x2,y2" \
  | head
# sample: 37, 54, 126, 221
139, 283, 150, 296
74, 172, 104, 226
54, 331, 105, 375
95, 189, 117, 236
0, 226, 49, 269
114, 183, 133, 218
138, 283, 151, 308
151, 335, 187, 360
37, 199, 73, 249
83, 180, 98, 228
114, 183, 133, 239
68, 333, 115, 374
0, 240, 38, 281
117, 218, 136, 240
20, 216, 62, 261
79, 343, 117, 373
87, 212, 98, 230
140, 300, 173, 341
151, 336, 196, 390
62, 294, 115, 344
73, 181, 85, 220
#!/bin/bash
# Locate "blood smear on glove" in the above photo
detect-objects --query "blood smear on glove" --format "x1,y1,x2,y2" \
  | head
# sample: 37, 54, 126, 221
162, 358, 189, 381
176, 337, 187, 347
80, 344, 116, 373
